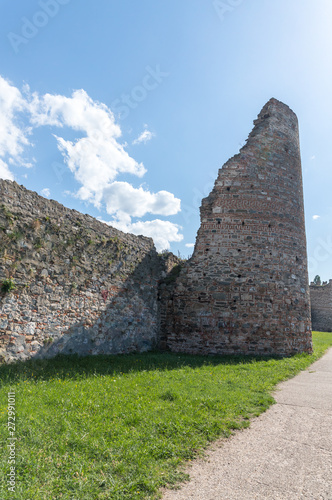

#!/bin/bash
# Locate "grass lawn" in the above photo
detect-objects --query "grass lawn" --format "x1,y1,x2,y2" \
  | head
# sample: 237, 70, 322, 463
0, 331, 332, 500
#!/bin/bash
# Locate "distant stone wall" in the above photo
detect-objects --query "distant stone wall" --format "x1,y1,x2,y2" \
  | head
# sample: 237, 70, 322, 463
0, 180, 164, 363
310, 281, 332, 332
162, 99, 312, 356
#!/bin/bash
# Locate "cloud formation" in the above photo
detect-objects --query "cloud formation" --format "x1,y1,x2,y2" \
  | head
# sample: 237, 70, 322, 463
132, 128, 155, 145
103, 181, 180, 218
0, 159, 14, 180
110, 215, 183, 251
0, 77, 182, 250
41, 188, 50, 198
0, 76, 31, 171
29, 89, 146, 207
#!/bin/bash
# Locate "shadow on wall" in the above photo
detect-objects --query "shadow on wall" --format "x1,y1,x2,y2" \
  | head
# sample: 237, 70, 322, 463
36, 250, 160, 360
2, 250, 162, 363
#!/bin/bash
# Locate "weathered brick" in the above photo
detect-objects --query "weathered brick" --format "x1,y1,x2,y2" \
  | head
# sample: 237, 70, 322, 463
162, 98, 312, 356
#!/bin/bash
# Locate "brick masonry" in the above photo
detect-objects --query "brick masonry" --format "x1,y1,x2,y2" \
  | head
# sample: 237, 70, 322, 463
310, 280, 332, 332
163, 98, 312, 356
0, 98, 313, 363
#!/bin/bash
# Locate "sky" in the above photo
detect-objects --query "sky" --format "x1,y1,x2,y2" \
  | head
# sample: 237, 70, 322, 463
0, 0, 332, 281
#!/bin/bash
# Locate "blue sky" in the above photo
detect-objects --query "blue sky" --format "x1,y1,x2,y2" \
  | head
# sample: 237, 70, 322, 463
0, 0, 332, 281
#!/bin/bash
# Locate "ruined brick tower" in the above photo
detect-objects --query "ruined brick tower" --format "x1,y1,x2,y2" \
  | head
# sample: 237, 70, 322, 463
164, 98, 312, 356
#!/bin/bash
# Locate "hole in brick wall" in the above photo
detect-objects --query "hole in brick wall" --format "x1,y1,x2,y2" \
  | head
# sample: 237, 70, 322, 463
263, 113, 270, 119
217, 221, 221, 224
268, 224, 271, 228
296, 256, 299, 262
238, 274, 242, 278
270, 252, 272, 256
238, 249, 241, 252
205, 248, 209, 252
226, 187, 230, 191
242, 221, 245, 226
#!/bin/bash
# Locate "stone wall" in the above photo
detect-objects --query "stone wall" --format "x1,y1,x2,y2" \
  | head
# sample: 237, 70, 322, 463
162, 98, 312, 356
0, 180, 166, 363
310, 281, 332, 332
0, 98, 314, 363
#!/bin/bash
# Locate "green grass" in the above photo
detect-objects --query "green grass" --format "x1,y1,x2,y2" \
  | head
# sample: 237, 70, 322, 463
0, 331, 331, 500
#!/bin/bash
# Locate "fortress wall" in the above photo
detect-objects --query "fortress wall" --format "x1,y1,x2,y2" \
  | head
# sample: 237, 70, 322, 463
0, 180, 162, 363
0, 98, 314, 363
310, 281, 332, 332
163, 99, 312, 356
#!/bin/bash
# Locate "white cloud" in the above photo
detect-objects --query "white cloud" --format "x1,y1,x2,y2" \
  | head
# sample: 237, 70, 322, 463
29, 89, 146, 207
132, 128, 155, 145
41, 188, 50, 198
0, 159, 14, 180
0, 77, 183, 247
310, 155, 316, 161
110, 215, 183, 251
0, 76, 32, 178
185, 243, 195, 248
103, 181, 180, 218
313, 215, 320, 220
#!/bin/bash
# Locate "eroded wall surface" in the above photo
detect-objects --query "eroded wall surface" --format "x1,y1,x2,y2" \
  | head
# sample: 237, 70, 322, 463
163, 98, 312, 356
0, 98, 314, 363
0, 180, 162, 363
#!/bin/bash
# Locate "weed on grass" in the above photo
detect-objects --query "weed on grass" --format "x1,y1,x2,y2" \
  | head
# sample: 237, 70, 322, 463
0, 332, 331, 499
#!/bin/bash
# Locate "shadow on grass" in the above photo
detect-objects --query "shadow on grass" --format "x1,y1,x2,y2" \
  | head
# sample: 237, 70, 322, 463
0, 350, 292, 384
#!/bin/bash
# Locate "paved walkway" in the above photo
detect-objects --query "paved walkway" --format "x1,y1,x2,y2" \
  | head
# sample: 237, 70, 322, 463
162, 348, 332, 500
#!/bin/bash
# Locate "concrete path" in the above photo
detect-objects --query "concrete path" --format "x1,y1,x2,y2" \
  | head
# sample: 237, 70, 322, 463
162, 348, 332, 500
